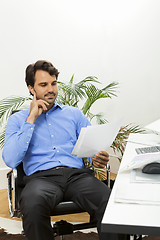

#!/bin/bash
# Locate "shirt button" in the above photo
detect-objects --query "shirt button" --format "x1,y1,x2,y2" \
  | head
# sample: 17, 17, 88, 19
57, 150, 59, 153
51, 135, 54, 137
48, 123, 51, 126
31, 127, 33, 130
27, 142, 29, 144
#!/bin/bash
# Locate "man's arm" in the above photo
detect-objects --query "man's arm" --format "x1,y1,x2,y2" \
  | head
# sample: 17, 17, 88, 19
2, 93, 49, 169
2, 115, 35, 169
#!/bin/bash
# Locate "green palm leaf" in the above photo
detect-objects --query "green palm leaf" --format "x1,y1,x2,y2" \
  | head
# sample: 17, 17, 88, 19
82, 82, 118, 115
87, 111, 108, 124
0, 96, 31, 126
111, 124, 145, 159
57, 75, 101, 106
0, 127, 6, 148
101, 82, 119, 98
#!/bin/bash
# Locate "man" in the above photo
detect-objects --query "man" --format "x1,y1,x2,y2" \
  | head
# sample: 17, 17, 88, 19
3, 60, 117, 240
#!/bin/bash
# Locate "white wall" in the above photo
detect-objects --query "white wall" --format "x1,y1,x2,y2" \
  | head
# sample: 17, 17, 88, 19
0, 0, 160, 180
0, 0, 160, 126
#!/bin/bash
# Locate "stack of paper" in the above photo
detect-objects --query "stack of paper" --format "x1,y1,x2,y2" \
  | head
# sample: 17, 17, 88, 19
115, 180, 160, 205
72, 120, 122, 158
131, 169, 160, 183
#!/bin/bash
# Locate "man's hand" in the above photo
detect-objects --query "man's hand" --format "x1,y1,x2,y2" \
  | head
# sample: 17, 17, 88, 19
91, 151, 109, 168
26, 93, 49, 124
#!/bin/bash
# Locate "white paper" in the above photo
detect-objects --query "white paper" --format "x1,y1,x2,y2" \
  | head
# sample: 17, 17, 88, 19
72, 120, 122, 158
126, 133, 160, 146
115, 188, 160, 205
131, 169, 160, 183
115, 178, 160, 205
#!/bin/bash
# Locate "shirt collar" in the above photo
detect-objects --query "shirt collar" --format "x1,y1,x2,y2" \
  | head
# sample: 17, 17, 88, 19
48, 100, 62, 112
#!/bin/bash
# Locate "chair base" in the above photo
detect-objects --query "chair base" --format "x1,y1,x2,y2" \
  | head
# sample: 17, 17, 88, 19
53, 220, 97, 237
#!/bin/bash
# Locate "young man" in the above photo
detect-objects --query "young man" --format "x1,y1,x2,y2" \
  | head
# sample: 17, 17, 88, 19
3, 60, 118, 240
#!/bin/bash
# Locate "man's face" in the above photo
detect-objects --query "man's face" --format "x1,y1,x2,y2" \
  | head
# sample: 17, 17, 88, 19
28, 70, 58, 107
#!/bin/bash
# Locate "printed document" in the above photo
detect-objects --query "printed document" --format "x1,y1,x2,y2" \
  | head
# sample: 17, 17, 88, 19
72, 120, 122, 158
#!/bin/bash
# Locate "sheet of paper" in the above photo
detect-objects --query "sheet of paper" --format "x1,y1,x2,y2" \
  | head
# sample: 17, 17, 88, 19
72, 120, 122, 158
127, 133, 160, 146
115, 176, 160, 205
130, 169, 160, 183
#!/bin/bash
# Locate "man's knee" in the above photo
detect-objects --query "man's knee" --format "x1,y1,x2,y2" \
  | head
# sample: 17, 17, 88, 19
20, 186, 48, 216
20, 180, 63, 217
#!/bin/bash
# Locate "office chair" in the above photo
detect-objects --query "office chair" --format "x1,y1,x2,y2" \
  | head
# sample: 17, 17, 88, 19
7, 162, 111, 239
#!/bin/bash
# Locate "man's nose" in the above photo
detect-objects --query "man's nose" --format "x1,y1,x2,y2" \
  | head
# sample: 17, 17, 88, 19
47, 84, 54, 92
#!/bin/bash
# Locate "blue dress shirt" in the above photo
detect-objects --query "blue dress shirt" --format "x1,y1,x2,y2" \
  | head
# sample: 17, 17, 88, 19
2, 101, 91, 176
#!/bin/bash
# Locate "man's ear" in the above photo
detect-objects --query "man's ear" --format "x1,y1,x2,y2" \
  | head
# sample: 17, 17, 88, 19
28, 85, 35, 96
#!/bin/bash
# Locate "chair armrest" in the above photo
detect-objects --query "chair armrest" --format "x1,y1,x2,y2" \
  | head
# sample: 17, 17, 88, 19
7, 169, 17, 218
106, 163, 110, 188
7, 169, 14, 217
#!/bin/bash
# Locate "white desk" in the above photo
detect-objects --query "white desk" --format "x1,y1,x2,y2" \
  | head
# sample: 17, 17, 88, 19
102, 133, 160, 236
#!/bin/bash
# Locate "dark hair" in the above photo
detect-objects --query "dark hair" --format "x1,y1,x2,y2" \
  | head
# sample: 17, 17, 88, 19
25, 60, 59, 87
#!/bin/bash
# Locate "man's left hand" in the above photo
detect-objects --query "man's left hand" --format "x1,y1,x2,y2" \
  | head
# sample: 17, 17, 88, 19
91, 151, 109, 168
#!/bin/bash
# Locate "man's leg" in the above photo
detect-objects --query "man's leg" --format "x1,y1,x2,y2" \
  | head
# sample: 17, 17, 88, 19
64, 168, 118, 240
20, 177, 63, 240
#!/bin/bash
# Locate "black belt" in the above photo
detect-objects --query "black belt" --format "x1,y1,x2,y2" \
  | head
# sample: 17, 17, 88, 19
34, 166, 69, 174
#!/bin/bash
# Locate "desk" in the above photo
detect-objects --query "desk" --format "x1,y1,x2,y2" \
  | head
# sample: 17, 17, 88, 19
101, 133, 160, 236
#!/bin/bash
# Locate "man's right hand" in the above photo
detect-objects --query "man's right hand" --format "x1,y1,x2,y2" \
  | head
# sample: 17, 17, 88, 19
26, 93, 49, 124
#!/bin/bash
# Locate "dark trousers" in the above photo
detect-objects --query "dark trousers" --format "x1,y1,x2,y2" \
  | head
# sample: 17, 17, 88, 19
20, 167, 118, 240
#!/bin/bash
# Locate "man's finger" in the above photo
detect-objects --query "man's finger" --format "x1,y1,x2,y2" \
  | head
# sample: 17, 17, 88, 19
99, 151, 109, 157
92, 159, 106, 168
37, 102, 48, 111
91, 156, 108, 168
33, 92, 36, 101
94, 152, 109, 161
92, 156, 108, 165
37, 99, 50, 107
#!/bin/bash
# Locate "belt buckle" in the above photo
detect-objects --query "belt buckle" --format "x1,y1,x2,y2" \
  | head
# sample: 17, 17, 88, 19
55, 166, 62, 170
